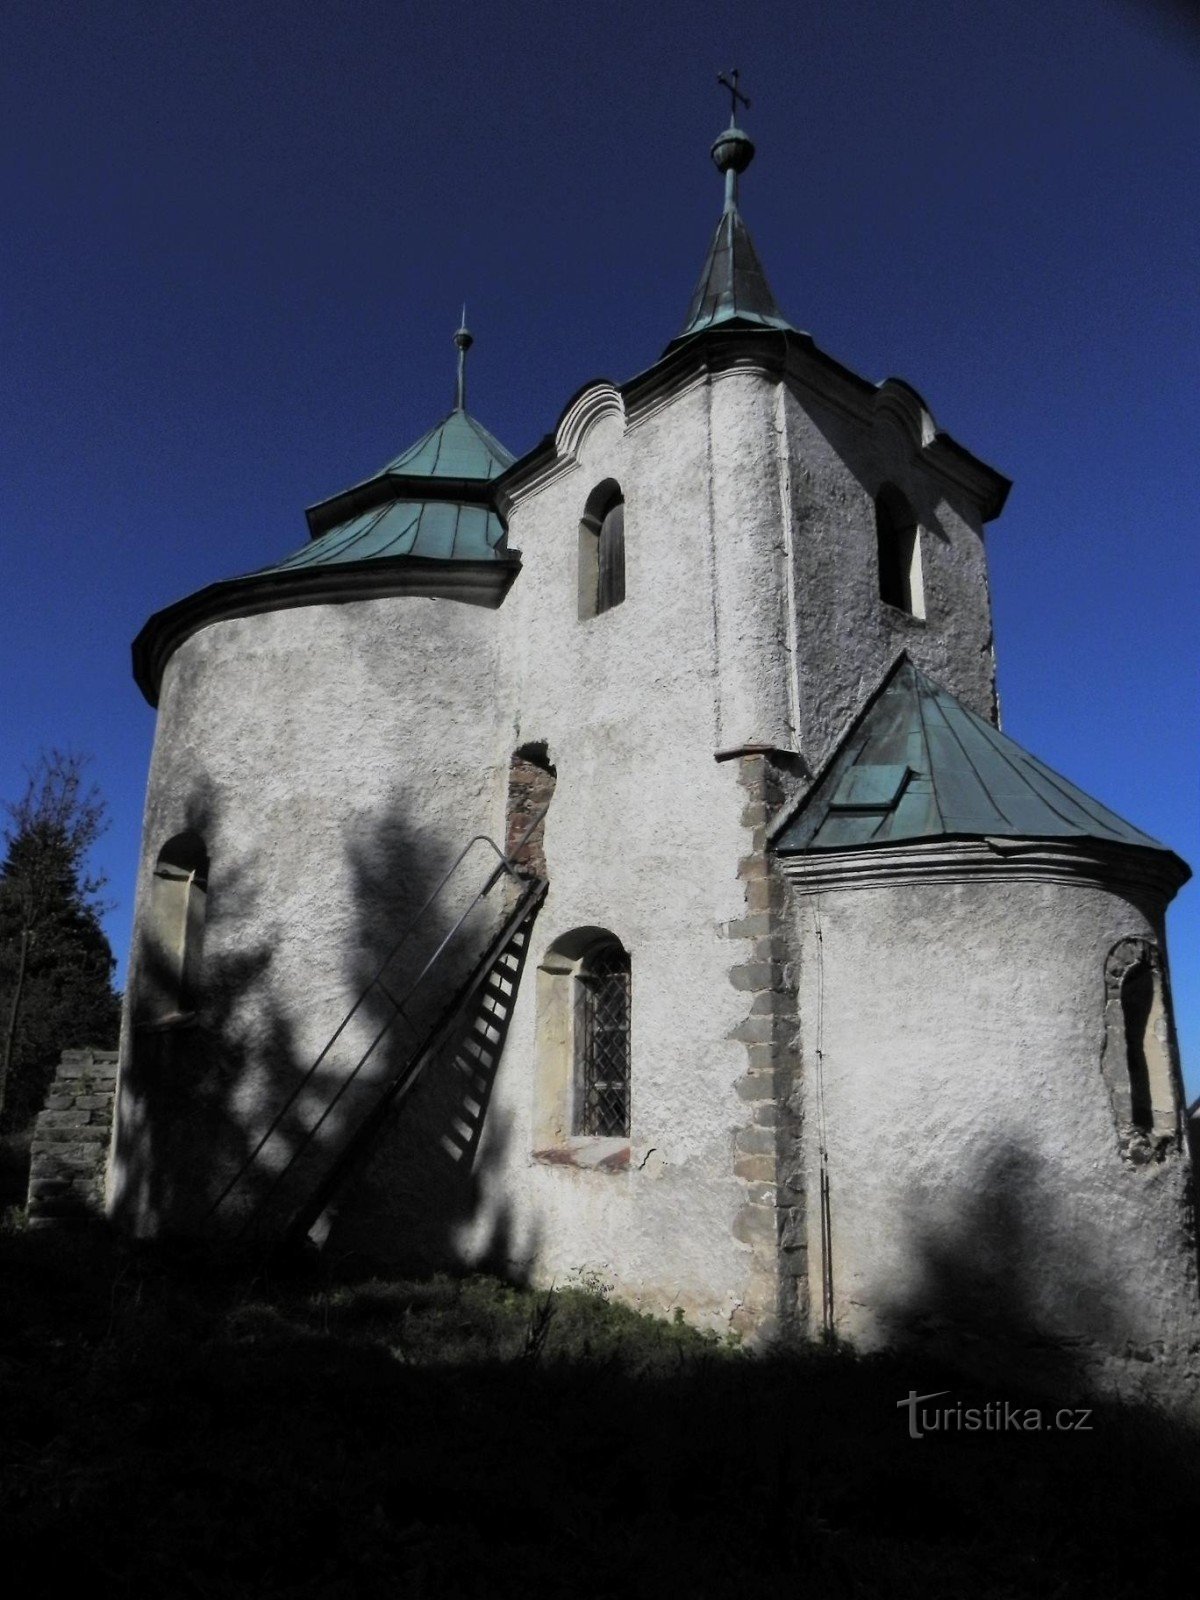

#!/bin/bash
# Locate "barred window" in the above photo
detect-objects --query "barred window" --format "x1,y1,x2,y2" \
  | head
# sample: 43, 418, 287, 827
575, 939, 631, 1137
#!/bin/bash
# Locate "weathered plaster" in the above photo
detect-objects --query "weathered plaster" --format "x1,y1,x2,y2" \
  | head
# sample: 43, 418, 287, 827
109, 338, 1196, 1393
780, 367, 998, 770
111, 594, 515, 1234
478, 378, 772, 1327
789, 872, 1200, 1404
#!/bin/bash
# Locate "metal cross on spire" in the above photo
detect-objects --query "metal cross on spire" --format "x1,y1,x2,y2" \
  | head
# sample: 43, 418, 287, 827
717, 67, 750, 128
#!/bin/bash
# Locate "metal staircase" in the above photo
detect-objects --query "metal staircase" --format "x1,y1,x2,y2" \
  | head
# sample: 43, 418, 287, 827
203, 819, 548, 1245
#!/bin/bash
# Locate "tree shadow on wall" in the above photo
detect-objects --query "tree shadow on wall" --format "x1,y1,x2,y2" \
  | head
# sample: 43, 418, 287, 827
867, 1139, 1176, 1404
113, 779, 531, 1277
317, 787, 539, 1280
113, 779, 281, 1237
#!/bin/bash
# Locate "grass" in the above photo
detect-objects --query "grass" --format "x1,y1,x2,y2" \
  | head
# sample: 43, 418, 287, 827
1, 1222, 1198, 1598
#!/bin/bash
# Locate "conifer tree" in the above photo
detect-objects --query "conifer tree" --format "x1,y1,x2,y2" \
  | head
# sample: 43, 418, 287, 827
0, 753, 121, 1130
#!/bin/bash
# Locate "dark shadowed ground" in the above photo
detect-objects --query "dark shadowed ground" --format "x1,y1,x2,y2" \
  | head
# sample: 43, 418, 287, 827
1, 1224, 1198, 1599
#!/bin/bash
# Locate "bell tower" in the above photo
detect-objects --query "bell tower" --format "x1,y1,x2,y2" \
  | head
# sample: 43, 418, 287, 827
659, 78, 1012, 773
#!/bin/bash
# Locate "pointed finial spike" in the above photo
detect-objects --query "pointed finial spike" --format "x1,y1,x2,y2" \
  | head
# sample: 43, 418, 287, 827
453, 307, 473, 411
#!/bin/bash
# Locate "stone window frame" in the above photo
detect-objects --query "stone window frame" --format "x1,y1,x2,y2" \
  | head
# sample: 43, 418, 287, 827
531, 926, 632, 1172
1099, 937, 1182, 1163
874, 482, 926, 621
578, 479, 626, 621
136, 830, 208, 1030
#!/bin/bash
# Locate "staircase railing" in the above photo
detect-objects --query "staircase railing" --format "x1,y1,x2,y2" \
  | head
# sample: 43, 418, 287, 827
283, 876, 546, 1248
202, 806, 550, 1237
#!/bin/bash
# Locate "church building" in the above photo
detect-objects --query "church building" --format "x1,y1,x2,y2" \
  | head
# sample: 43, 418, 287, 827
107, 99, 1199, 1401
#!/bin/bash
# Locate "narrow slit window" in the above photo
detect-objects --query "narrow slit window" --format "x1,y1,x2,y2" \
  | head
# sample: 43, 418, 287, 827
140, 831, 208, 1021
875, 485, 924, 619
1122, 962, 1156, 1134
1101, 938, 1182, 1156
578, 481, 626, 620
596, 499, 625, 614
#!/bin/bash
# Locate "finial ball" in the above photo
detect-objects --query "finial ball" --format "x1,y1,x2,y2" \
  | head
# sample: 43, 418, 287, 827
454, 324, 474, 353
711, 126, 755, 176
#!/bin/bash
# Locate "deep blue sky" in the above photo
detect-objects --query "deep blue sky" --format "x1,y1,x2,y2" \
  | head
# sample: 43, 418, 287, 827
3, 1, 1197, 1087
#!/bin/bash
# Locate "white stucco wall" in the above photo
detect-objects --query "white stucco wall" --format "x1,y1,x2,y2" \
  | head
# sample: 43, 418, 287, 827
110, 595, 515, 1233
113, 341, 1197, 1379
471, 385, 764, 1325
779, 377, 998, 770
790, 872, 1200, 1402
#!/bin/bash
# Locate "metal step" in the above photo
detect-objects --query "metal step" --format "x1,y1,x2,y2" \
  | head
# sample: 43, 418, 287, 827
283, 878, 545, 1246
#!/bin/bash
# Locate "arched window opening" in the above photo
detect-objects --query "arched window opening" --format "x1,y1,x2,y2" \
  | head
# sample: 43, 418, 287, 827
140, 831, 208, 1022
532, 926, 632, 1164
578, 481, 625, 620
575, 939, 631, 1137
875, 484, 924, 619
1101, 938, 1181, 1160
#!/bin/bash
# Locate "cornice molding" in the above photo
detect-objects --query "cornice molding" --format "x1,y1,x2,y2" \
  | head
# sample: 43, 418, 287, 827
492, 325, 1011, 524
555, 382, 626, 463
134, 557, 519, 708
494, 452, 576, 515
775, 836, 1188, 905
872, 379, 938, 451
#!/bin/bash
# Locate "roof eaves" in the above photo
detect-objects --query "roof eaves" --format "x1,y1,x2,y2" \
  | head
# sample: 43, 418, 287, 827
132, 554, 520, 707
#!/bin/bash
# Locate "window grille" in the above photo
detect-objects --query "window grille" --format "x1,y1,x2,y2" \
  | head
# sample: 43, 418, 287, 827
576, 942, 631, 1137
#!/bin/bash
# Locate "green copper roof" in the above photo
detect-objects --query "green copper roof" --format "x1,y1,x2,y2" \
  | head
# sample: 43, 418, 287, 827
379, 407, 514, 481
291, 321, 515, 568
131, 325, 520, 706
265, 496, 505, 571
292, 391, 515, 569
774, 657, 1173, 857
678, 206, 792, 338
673, 117, 792, 342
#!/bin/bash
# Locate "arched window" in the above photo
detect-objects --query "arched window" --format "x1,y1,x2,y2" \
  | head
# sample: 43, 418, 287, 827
578, 481, 625, 620
1100, 938, 1181, 1159
532, 927, 632, 1164
139, 831, 208, 1022
575, 939, 631, 1137
874, 484, 924, 618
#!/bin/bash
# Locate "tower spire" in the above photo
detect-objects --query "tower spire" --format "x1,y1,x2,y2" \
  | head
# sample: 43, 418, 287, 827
453, 306, 473, 412
670, 72, 791, 344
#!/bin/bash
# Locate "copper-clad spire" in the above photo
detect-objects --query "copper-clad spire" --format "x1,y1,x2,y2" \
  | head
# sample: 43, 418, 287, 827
673, 72, 791, 342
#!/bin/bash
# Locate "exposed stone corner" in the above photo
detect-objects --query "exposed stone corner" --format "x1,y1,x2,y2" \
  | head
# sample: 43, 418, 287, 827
728, 753, 806, 1339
